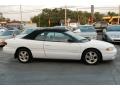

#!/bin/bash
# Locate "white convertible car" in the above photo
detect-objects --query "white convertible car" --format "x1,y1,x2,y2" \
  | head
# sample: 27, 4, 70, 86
3, 28, 117, 65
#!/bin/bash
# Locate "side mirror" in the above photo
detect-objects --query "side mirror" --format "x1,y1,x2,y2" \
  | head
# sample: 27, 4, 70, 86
12, 33, 16, 38
85, 37, 91, 40
67, 39, 74, 43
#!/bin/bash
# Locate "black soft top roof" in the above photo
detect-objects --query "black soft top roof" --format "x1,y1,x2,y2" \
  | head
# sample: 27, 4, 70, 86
36, 27, 68, 32
23, 28, 68, 39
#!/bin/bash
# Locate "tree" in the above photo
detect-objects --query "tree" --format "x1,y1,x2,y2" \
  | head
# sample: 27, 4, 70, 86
107, 11, 118, 16
31, 8, 104, 26
0, 13, 10, 22
94, 12, 104, 21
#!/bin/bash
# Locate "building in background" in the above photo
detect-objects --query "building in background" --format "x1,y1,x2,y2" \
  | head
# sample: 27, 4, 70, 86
103, 16, 120, 24
0, 19, 37, 30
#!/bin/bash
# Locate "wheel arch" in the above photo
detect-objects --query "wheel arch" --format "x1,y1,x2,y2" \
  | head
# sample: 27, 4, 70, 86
14, 47, 32, 58
81, 47, 103, 60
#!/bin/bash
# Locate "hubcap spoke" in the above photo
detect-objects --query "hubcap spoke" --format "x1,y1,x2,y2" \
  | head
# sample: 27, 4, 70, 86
19, 51, 29, 62
85, 51, 98, 64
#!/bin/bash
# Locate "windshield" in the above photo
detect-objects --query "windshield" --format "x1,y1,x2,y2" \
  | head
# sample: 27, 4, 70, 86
0, 27, 7, 31
20, 29, 35, 35
79, 26, 96, 32
65, 31, 89, 42
6, 27, 17, 30
107, 26, 120, 32
0, 29, 6, 32
0, 31, 13, 36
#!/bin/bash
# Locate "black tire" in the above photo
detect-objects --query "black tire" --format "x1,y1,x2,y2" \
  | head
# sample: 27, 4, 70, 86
82, 49, 102, 65
17, 48, 32, 63
0, 45, 5, 47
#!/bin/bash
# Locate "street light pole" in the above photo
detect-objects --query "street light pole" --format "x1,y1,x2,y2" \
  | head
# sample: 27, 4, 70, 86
77, 8, 80, 25
39, 15, 40, 27
91, 5, 94, 24
38, 9, 43, 27
65, 5, 67, 26
118, 5, 120, 24
20, 5, 23, 27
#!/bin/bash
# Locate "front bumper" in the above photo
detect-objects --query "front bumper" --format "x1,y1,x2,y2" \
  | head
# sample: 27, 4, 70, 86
102, 48, 117, 61
111, 38, 120, 42
108, 37, 120, 42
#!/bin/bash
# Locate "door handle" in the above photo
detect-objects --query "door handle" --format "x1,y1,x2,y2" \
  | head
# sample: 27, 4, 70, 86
45, 45, 51, 46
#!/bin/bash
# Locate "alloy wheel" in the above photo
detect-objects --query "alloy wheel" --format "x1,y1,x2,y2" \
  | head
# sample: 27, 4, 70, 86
85, 51, 98, 64
18, 51, 29, 62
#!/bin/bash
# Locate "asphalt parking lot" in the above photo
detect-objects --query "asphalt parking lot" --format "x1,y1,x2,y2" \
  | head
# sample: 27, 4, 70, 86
0, 43, 119, 85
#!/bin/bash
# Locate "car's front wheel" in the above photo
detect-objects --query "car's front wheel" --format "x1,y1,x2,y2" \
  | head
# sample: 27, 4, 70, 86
82, 49, 101, 65
17, 48, 32, 63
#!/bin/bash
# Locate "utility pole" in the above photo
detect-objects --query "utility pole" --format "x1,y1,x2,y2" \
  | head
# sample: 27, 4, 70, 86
118, 5, 120, 24
77, 8, 80, 25
65, 5, 67, 26
0, 12, 2, 18
20, 5, 23, 25
38, 9, 42, 27
39, 13, 41, 27
91, 5, 94, 24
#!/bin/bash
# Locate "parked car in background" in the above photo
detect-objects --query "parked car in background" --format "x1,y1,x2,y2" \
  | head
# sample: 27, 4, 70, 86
3, 28, 117, 65
93, 21, 108, 32
0, 27, 7, 33
0, 30, 21, 47
16, 28, 36, 38
16, 27, 43, 38
6, 27, 20, 31
103, 25, 120, 42
53, 26, 74, 31
73, 25, 97, 39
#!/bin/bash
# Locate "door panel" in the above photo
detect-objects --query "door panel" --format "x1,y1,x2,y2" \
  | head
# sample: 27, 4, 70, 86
44, 41, 81, 60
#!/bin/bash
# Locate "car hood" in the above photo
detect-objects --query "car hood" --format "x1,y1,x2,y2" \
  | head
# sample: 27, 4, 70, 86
106, 31, 120, 36
105, 31, 120, 39
82, 39, 115, 49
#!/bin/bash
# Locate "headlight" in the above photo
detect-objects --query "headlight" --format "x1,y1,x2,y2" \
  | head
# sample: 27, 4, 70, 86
106, 47, 114, 51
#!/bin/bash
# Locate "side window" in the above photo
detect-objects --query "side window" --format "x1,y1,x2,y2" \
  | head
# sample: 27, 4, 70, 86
45, 32, 55, 41
45, 32, 71, 42
54, 32, 70, 42
35, 32, 45, 41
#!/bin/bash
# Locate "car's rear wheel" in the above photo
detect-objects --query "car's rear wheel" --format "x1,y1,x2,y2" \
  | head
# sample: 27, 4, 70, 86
82, 49, 101, 65
17, 48, 32, 63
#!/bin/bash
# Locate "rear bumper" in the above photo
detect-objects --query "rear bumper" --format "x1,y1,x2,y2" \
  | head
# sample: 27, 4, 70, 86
3, 46, 16, 55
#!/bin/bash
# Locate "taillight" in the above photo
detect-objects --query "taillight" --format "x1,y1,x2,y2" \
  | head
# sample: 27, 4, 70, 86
0, 40, 7, 46
3, 41, 7, 45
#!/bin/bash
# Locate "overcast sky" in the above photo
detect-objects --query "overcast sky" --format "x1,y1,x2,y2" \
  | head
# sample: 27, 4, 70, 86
0, 0, 120, 21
